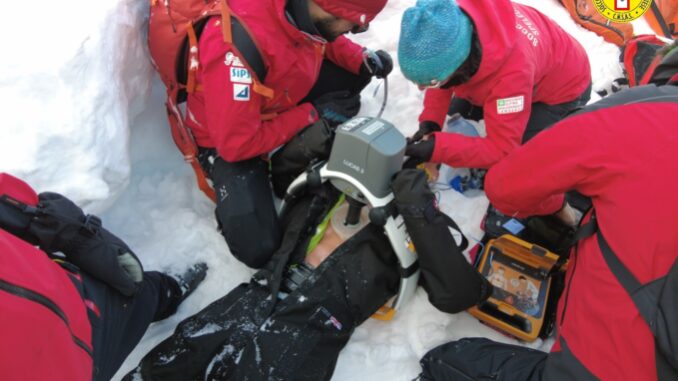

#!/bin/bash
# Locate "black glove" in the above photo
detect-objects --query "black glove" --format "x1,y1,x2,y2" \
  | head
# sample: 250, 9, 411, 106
408, 121, 441, 144
29, 192, 143, 296
271, 119, 334, 198
311, 90, 361, 127
404, 136, 436, 169
361, 49, 394, 79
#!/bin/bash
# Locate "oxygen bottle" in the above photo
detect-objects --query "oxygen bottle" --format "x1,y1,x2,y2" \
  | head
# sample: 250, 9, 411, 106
437, 114, 484, 192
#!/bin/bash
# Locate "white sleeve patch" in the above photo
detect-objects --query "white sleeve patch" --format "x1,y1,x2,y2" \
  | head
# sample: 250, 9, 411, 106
233, 84, 250, 101
224, 52, 244, 67
230, 67, 252, 84
496, 95, 525, 115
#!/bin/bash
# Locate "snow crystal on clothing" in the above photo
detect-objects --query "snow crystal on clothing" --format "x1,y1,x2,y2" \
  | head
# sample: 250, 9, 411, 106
204, 344, 236, 378
189, 323, 224, 338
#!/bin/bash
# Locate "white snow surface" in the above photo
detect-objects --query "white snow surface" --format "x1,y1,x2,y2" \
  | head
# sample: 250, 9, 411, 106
0, 0, 641, 379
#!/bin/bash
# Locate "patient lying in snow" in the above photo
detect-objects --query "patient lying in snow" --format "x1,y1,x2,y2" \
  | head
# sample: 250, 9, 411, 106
125, 169, 490, 381
125, 185, 400, 381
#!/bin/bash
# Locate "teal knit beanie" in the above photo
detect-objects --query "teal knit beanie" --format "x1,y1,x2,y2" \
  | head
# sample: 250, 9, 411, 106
398, 0, 473, 86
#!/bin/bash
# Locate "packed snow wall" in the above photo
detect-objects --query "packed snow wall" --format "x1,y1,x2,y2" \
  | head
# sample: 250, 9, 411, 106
0, 0, 153, 212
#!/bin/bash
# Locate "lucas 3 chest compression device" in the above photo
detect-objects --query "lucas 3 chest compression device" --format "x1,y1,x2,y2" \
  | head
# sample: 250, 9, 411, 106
281, 117, 419, 317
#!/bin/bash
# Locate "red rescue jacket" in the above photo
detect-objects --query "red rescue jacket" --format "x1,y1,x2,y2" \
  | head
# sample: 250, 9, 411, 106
185, 0, 365, 162
485, 85, 678, 381
0, 175, 93, 381
425, 0, 591, 169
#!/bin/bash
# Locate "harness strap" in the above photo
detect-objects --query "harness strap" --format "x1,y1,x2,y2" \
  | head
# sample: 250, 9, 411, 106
441, 213, 469, 251
596, 224, 642, 292
219, 0, 273, 98
186, 21, 200, 94
220, 0, 233, 45
167, 1, 275, 201
574, 211, 659, 325
650, 1, 674, 38
166, 94, 216, 202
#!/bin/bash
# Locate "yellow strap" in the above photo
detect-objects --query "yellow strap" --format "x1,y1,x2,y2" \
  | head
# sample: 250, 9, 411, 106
306, 195, 345, 255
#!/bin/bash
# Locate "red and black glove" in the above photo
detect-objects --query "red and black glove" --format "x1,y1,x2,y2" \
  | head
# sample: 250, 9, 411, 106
0, 186, 143, 296
32, 192, 144, 296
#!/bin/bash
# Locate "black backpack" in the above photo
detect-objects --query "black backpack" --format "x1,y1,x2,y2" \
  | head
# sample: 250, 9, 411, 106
576, 213, 678, 380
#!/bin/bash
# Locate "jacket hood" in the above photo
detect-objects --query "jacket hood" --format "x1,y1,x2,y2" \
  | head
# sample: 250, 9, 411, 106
457, 0, 516, 82
314, 0, 387, 25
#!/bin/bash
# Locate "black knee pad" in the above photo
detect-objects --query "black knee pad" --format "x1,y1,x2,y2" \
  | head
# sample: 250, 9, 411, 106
226, 230, 280, 269
210, 157, 281, 268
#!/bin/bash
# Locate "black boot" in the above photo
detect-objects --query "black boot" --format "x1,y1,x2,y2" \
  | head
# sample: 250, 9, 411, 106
155, 263, 208, 321
173, 262, 208, 303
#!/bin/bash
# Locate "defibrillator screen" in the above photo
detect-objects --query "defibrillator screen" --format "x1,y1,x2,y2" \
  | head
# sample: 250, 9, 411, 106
481, 247, 548, 318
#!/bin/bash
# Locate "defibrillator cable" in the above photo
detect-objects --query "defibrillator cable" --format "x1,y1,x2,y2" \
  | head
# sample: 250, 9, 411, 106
377, 75, 388, 119
363, 49, 389, 119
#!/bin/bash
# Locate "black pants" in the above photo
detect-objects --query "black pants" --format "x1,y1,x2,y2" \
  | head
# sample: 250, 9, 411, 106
83, 271, 181, 381
418, 338, 547, 381
125, 222, 398, 381
448, 83, 592, 144
199, 60, 370, 269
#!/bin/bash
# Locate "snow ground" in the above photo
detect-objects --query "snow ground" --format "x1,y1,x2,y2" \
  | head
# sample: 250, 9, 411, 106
0, 0, 642, 379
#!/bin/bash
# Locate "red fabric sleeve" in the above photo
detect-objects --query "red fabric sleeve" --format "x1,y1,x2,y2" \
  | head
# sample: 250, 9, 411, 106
0, 173, 38, 206
484, 112, 611, 218
199, 30, 318, 162
430, 74, 533, 169
419, 88, 455, 127
325, 36, 364, 75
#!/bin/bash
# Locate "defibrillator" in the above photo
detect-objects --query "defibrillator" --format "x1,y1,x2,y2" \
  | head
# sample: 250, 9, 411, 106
281, 117, 419, 319
468, 235, 565, 342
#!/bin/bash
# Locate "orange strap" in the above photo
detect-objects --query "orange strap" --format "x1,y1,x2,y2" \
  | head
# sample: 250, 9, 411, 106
166, 92, 216, 202
261, 112, 278, 121
220, 0, 233, 43
219, 0, 273, 99
371, 305, 396, 321
186, 22, 200, 94
253, 82, 274, 99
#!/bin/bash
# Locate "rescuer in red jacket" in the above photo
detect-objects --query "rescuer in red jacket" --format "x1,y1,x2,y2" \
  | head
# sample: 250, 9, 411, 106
0, 173, 207, 381
416, 46, 678, 381
399, 0, 591, 171
186, 0, 393, 269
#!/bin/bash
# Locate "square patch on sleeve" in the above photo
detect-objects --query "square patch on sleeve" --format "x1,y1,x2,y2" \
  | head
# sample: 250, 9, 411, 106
233, 84, 250, 101
496, 95, 525, 114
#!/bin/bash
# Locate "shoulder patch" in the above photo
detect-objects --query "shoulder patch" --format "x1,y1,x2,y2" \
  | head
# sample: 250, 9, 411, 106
230, 67, 252, 84
497, 95, 525, 115
233, 84, 250, 101
224, 52, 244, 67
